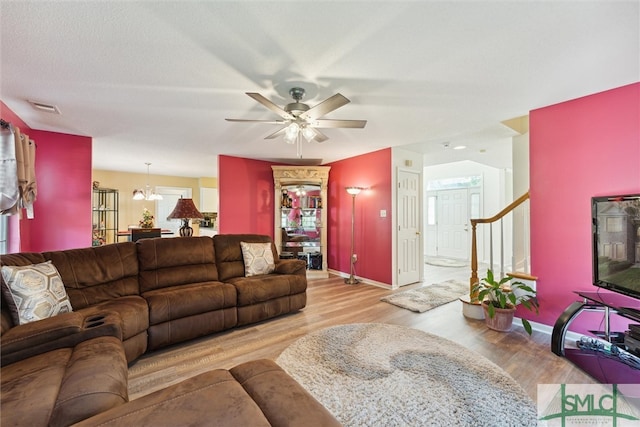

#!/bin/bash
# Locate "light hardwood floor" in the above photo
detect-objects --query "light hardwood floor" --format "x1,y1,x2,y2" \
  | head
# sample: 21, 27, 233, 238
127, 264, 596, 402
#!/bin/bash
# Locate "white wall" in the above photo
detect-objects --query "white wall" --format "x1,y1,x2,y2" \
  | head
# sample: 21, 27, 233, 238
512, 132, 530, 196
512, 131, 531, 272
423, 160, 507, 264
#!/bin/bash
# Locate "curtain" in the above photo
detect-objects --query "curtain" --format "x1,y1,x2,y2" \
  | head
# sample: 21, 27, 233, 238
0, 121, 37, 218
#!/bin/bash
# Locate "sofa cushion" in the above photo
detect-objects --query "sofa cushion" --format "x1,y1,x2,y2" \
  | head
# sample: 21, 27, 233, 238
44, 242, 139, 309
240, 241, 275, 276
136, 236, 218, 293
143, 281, 236, 325
73, 368, 272, 427
214, 234, 277, 281
1, 261, 73, 325
226, 274, 307, 306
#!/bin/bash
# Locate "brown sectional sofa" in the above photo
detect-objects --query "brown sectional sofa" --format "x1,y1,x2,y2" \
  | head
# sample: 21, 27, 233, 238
0, 234, 339, 427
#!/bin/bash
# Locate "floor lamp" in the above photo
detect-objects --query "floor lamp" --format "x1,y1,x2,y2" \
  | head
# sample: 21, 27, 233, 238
345, 187, 363, 284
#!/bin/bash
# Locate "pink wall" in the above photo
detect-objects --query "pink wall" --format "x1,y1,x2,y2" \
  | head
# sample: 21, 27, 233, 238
1, 101, 93, 252
28, 130, 93, 251
217, 155, 275, 236
327, 148, 393, 285
218, 150, 394, 285
529, 82, 640, 327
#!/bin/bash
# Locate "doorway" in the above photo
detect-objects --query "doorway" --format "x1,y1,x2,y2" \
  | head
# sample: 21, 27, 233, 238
425, 176, 482, 261
397, 169, 422, 286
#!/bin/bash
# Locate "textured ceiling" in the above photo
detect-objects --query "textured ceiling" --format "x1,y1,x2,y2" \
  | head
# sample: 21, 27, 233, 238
1, 1, 638, 177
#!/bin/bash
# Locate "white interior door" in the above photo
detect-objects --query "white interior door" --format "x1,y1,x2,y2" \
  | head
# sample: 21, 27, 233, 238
437, 189, 469, 259
155, 187, 192, 235
397, 169, 421, 286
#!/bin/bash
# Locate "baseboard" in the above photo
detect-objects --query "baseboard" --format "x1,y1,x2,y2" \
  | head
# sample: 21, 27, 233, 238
327, 269, 391, 289
513, 317, 582, 343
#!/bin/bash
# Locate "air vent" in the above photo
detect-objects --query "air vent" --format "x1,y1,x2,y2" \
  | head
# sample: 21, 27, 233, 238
28, 100, 61, 115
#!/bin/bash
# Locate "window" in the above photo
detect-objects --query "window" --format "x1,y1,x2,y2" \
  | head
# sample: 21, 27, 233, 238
427, 196, 436, 225
470, 193, 480, 219
427, 175, 481, 191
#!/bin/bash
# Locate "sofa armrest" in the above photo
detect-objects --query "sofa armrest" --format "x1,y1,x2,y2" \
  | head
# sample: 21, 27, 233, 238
1, 311, 122, 366
230, 359, 341, 427
275, 259, 307, 276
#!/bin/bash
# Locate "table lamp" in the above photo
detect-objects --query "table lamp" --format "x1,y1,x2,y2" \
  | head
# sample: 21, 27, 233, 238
166, 197, 204, 237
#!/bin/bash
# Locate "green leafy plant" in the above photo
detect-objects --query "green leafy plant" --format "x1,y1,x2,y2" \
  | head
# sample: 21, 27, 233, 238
472, 269, 539, 335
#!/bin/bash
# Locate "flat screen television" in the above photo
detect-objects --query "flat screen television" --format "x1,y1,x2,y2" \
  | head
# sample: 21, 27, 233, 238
592, 194, 640, 299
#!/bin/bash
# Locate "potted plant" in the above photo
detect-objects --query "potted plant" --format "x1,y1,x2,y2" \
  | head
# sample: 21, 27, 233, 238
139, 208, 155, 229
472, 269, 539, 335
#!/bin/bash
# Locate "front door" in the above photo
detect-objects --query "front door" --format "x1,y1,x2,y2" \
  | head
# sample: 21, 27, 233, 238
397, 169, 421, 286
437, 189, 469, 259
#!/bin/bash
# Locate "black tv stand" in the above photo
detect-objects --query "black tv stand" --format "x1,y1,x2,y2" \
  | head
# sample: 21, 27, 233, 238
551, 291, 640, 383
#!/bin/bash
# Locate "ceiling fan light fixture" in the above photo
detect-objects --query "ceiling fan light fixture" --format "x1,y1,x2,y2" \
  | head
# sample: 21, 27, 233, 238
284, 123, 299, 144
285, 122, 299, 137
301, 126, 315, 142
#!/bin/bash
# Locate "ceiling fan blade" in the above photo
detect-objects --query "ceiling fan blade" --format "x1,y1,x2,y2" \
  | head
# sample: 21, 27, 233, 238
310, 119, 367, 129
246, 92, 294, 120
264, 127, 287, 139
311, 129, 329, 142
225, 119, 286, 124
299, 93, 350, 120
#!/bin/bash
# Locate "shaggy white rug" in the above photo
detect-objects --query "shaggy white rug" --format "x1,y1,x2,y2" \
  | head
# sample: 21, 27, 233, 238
276, 323, 537, 426
380, 279, 468, 312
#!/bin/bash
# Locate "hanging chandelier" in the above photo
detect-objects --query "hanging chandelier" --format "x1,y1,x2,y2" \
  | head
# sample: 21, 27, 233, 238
132, 163, 162, 201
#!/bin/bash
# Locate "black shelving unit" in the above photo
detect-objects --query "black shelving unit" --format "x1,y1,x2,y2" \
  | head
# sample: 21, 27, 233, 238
92, 188, 119, 246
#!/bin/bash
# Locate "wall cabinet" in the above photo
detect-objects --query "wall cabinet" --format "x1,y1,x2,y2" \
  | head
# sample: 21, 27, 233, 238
200, 187, 218, 212
272, 166, 330, 279
92, 188, 119, 246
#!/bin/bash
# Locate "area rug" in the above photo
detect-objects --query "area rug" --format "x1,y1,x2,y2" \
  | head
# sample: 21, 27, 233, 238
276, 323, 536, 426
380, 279, 468, 312
425, 256, 467, 267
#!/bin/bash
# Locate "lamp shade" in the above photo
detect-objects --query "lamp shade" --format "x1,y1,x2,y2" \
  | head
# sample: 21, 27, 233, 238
166, 198, 204, 220
346, 187, 363, 195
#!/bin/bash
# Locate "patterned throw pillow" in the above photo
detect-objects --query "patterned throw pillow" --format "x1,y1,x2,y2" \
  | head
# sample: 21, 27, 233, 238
1, 261, 73, 325
240, 241, 276, 277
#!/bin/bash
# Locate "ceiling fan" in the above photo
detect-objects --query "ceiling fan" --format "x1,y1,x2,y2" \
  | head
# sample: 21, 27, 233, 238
225, 87, 367, 144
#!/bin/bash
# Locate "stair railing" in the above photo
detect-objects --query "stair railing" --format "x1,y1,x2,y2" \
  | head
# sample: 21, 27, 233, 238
469, 191, 530, 300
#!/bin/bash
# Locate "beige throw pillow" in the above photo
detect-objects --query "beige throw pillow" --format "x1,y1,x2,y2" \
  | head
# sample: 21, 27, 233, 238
240, 241, 275, 277
1, 261, 73, 325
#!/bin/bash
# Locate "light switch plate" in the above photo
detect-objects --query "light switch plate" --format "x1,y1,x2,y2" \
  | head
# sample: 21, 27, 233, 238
380, 210, 387, 217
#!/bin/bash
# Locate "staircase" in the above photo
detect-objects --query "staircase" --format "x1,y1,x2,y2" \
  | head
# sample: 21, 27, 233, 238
462, 191, 535, 319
